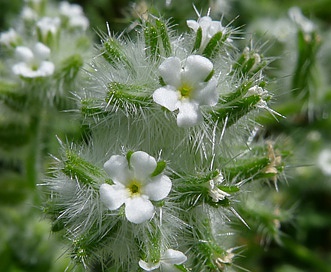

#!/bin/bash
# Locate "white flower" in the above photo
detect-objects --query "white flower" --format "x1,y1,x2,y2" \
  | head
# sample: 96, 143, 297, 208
187, 16, 225, 50
21, 6, 38, 21
12, 42, 55, 78
100, 151, 172, 224
153, 55, 218, 127
208, 173, 230, 202
36, 17, 61, 42
59, 1, 89, 30
139, 249, 187, 271
317, 149, 331, 176
289, 7, 315, 33
0, 29, 20, 48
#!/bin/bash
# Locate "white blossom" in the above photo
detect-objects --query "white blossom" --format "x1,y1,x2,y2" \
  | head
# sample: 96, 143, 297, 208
100, 151, 172, 224
139, 249, 187, 271
208, 173, 230, 202
289, 7, 315, 33
317, 149, 331, 176
12, 42, 55, 78
59, 1, 89, 30
21, 6, 38, 21
0, 29, 20, 48
36, 17, 61, 41
187, 16, 225, 50
153, 55, 218, 127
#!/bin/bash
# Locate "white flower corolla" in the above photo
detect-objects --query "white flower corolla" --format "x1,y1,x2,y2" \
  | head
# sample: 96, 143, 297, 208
139, 249, 187, 271
99, 151, 172, 224
187, 16, 225, 50
289, 7, 315, 34
0, 29, 20, 48
21, 6, 38, 21
36, 17, 61, 42
59, 1, 89, 30
153, 55, 218, 127
12, 42, 55, 78
317, 149, 331, 176
208, 173, 230, 202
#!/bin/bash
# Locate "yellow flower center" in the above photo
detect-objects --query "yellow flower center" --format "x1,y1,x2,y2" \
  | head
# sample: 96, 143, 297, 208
179, 83, 193, 98
128, 180, 142, 196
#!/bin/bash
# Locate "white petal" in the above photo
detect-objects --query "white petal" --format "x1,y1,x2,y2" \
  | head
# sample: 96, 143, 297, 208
144, 175, 172, 201
99, 183, 129, 210
177, 100, 202, 127
186, 19, 199, 32
159, 57, 181, 87
153, 87, 179, 111
15, 46, 34, 62
194, 77, 218, 106
38, 61, 55, 76
162, 249, 187, 265
130, 151, 157, 181
104, 155, 129, 184
138, 260, 160, 271
125, 196, 154, 224
34, 42, 51, 60
181, 55, 213, 86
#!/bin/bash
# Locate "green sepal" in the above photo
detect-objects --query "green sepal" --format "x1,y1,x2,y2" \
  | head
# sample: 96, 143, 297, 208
144, 22, 160, 60
62, 150, 103, 187
80, 98, 107, 117
156, 19, 172, 57
210, 95, 261, 128
151, 161, 166, 177
192, 27, 202, 52
126, 150, 134, 165
202, 31, 226, 58
106, 82, 152, 108
217, 185, 240, 194
222, 157, 271, 182
174, 264, 189, 272
57, 54, 83, 82
103, 37, 131, 68
204, 69, 214, 82
220, 81, 253, 104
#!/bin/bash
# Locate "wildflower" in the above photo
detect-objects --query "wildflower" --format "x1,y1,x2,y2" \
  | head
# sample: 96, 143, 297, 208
12, 42, 55, 78
36, 17, 61, 44
139, 249, 187, 271
317, 149, 331, 176
289, 7, 315, 34
59, 1, 89, 30
208, 173, 230, 202
99, 151, 172, 224
153, 55, 218, 127
0, 28, 21, 48
187, 16, 225, 50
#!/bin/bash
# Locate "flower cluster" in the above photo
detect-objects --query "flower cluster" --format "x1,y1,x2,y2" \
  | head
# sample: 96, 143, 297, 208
43, 10, 285, 272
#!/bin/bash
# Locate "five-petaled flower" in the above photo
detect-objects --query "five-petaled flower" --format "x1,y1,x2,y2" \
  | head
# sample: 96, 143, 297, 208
12, 42, 55, 78
187, 16, 225, 50
139, 249, 187, 271
99, 151, 172, 224
153, 55, 218, 127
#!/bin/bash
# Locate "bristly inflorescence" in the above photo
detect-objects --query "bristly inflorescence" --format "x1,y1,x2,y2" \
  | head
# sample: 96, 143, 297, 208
43, 10, 288, 272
